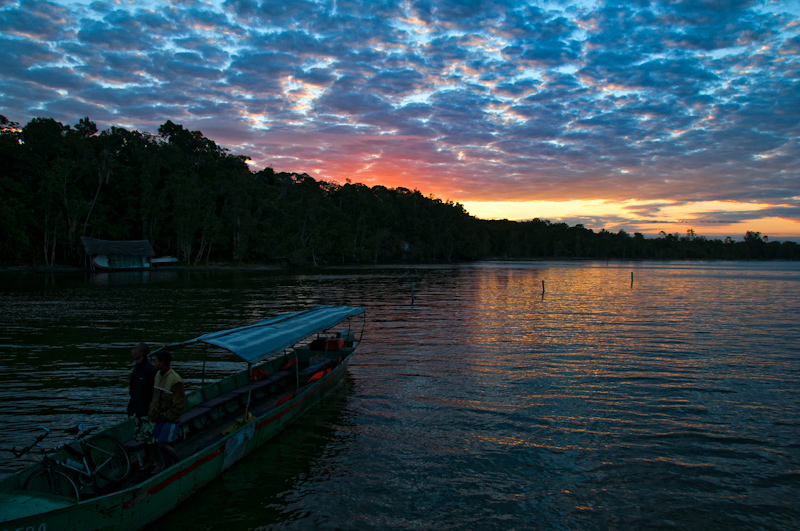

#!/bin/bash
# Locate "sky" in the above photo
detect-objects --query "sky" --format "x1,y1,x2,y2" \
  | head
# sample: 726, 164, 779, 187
2, 0, 799, 241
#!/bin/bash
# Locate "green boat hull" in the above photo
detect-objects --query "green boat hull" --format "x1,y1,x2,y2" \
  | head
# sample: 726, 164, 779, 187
0, 352, 352, 531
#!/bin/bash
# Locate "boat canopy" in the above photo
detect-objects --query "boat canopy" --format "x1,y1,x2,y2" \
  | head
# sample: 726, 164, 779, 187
162, 305, 365, 365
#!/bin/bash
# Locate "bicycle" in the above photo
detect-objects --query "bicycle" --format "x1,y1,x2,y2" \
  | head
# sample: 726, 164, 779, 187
2, 427, 79, 502
3, 425, 131, 502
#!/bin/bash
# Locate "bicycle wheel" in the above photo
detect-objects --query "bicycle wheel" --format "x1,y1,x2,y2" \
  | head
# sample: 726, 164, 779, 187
87, 435, 130, 483
24, 468, 80, 502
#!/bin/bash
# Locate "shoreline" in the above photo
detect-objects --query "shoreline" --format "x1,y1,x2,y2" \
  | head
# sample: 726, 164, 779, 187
2, 256, 798, 275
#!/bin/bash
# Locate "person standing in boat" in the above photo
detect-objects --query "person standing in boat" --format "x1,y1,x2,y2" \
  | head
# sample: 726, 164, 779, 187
144, 350, 186, 473
128, 343, 156, 430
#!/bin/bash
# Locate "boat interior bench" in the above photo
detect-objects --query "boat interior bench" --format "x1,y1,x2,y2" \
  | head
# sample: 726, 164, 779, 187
179, 369, 297, 434
177, 358, 342, 440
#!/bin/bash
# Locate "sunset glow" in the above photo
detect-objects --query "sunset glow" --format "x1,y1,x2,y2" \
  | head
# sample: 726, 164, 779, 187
462, 200, 800, 241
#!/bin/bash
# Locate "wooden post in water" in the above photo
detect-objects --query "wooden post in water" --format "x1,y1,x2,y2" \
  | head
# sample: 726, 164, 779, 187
411, 283, 415, 306
542, 280, 545, 294
631, 272, 634, 287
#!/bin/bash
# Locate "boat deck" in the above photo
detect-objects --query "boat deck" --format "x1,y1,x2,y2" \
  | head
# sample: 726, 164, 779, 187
0, 492, 76, 521
120, 348, 353, 485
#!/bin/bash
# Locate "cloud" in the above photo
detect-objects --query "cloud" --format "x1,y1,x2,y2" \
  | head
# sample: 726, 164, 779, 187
0, 0, 72, 40
0, 0, 797, 237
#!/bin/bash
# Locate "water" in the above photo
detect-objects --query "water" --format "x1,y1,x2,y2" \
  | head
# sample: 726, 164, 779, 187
1, 261, 799, 530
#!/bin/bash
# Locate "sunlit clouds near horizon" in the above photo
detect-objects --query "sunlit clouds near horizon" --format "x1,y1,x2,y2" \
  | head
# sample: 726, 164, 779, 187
2, 0, 799, 240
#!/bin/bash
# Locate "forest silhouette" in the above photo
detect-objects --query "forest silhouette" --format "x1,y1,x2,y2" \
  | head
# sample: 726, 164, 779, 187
2, 116, 798, 268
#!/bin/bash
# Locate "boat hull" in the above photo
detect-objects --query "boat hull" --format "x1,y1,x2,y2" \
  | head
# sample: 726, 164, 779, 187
90, 254, 151, 271
0, 354, 351, 531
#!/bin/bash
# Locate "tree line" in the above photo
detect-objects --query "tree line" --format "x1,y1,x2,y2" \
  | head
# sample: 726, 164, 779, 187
1, 116, 798, 268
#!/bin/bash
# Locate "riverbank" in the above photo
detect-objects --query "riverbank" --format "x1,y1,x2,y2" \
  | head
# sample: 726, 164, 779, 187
0, 263, 289, 274
4, 255, 800, 275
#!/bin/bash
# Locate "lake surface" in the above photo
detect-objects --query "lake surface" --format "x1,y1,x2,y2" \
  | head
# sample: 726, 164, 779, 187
1, 261, 799, 530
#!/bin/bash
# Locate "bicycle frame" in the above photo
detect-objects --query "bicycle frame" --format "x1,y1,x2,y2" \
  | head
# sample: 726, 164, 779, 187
4, 425, 130, 504
52, 432, 122, 486
10, 426, 130, 489
56, 444, 96, 485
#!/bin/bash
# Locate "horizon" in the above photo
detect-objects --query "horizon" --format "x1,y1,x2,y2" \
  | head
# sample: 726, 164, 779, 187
2, 0, 798, 241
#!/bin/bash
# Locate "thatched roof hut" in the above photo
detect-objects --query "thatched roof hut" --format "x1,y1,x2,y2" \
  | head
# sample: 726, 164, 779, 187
81, 237, 157, 270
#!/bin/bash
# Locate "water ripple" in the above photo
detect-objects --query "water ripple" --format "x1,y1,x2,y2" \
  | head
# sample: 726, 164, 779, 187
1, 263, 799, 529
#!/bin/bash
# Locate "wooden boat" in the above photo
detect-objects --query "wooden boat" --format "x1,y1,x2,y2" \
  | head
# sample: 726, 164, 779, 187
0, 305, 365, 531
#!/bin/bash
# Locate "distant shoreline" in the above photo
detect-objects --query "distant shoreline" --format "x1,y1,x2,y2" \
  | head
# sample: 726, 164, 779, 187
2, 256, 798, 275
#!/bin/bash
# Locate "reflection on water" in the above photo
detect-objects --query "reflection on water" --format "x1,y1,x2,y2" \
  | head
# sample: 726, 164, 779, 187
1, 261, 799, 529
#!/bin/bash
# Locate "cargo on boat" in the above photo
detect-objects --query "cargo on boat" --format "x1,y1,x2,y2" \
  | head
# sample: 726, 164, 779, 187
0, 305, 366, 531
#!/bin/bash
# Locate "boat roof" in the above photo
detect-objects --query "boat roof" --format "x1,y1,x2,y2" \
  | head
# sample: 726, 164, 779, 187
160, 305, 365, 364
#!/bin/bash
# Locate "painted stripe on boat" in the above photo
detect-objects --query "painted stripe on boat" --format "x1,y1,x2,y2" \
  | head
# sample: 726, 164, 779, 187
122, 446, 225, 510
256, 363, 342, 430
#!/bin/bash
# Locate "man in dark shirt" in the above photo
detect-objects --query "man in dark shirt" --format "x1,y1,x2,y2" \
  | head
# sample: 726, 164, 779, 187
128, 342, 156, 421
